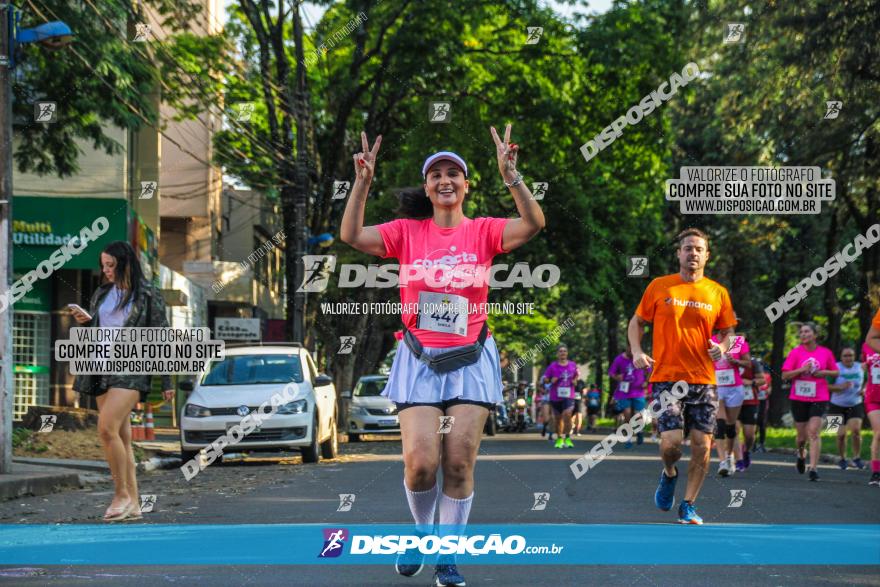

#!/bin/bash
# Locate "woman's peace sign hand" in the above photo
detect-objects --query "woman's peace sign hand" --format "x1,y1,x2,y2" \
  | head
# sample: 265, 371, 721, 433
490, 124, 518, 182
353, 131, 382, 182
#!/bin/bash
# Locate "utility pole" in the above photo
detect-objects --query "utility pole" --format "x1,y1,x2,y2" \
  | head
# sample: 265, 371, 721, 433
0, 3, 15, 474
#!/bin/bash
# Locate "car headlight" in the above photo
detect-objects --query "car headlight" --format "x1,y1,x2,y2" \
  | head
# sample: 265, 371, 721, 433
349, 406, 368, 416
276, 399, 308, 415
184, 404, 211, 418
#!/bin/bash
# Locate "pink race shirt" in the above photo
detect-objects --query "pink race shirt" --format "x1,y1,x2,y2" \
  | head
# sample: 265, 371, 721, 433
710, 334, 749, 387
863, 342, 880, 404
376, 217, 509, 348
782, 344, 837, 402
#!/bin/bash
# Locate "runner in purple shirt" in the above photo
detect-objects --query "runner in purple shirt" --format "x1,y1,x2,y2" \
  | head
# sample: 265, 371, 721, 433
542, 344, 580, 449
608, 345, 651, 447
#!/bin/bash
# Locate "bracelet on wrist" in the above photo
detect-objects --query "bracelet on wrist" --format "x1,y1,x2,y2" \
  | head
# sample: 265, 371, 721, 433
504, 172, 523, 188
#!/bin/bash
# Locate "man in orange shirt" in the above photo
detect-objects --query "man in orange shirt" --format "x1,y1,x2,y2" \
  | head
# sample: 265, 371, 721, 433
628, 228, 737, 524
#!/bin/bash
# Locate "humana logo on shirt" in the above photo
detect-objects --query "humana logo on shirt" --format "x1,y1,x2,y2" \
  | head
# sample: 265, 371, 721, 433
666, 297, 713, 311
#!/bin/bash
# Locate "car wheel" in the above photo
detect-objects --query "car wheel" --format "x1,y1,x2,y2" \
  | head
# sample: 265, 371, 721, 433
301, 414, 321, 463
320, 415, 338, 459
348, 433, 361, 442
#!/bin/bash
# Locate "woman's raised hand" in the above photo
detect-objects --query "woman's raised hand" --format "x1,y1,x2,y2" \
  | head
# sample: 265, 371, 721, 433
353, 131, 382, 182
490, 123, 518, 181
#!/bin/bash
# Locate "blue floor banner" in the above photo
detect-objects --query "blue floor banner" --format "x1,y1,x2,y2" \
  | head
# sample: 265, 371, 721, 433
1, 524, 878, 565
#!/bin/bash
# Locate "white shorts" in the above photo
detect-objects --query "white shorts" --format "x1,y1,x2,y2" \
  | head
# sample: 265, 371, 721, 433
718, 385, 745, 408
382, 335, 503, 405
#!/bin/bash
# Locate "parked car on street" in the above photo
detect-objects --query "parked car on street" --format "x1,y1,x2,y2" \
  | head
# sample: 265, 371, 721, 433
179, 344, 338, 463
342, 375, 399, 441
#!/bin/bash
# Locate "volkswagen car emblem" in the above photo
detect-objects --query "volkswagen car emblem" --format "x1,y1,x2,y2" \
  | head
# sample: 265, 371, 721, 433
236, 405, 250, 417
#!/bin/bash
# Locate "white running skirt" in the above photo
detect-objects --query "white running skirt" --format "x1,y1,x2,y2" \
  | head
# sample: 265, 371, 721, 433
382, 336, 504, 405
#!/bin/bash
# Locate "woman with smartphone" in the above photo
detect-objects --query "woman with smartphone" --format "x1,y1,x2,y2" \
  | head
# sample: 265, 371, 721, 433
70, 241, 174, 521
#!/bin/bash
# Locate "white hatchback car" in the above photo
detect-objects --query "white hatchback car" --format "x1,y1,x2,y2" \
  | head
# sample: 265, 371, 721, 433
179, 344, 338, 463
342, 375, 400, 441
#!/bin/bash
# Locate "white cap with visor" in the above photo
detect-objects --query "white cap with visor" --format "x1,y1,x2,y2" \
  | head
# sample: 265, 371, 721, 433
421, 151, 468, 178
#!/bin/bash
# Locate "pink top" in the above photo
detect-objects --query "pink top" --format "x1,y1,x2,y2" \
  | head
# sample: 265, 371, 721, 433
863, 342, 880, 403
711, 334, 749, 387
376, 217, 509, 348
782, 344, 837, 403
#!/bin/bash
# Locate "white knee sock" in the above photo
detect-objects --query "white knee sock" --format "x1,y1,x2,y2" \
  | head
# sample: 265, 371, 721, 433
404, 481, 438, 533
438, 491, 474, 536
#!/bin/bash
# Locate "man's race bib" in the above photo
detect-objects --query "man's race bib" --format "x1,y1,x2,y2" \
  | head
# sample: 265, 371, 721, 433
716, 369, 736, 386
556, 386, 572, 399
618, 381, 630, 394
416, 292, 468, 336
872, 365, 880, 385
744, 386, 755, 401
794, 380, 817, 398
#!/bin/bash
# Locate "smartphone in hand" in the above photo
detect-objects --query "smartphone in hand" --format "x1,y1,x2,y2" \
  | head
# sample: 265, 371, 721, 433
68, 303, 92, 320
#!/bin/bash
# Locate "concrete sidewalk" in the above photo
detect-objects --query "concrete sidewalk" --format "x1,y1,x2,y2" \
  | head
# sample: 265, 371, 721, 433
0, 462, 82, 501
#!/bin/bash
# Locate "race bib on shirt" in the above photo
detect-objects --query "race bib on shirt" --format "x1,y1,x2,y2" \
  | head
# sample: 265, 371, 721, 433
794, 380, 817, 399
416, 292, 468, 336
872, 364, 880, 385
744, 386, 755, 401
618, 381, 630, 394
557, 386, 572, 398
716, 369, 736, 386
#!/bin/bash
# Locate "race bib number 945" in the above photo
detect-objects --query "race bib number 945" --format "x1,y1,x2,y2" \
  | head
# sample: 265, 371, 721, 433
716, 369, 736, 386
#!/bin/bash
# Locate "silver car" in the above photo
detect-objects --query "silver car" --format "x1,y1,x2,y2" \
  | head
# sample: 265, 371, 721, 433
342, 375, 399, 441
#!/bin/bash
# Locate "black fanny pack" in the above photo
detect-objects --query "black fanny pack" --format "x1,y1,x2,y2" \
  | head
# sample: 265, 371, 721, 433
403, 321, 489, 374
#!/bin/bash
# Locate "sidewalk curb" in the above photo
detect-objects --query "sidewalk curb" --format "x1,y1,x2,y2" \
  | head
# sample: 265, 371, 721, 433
12, 456, 181, 473
12, 457, 107, 472
0, 466, 81, 501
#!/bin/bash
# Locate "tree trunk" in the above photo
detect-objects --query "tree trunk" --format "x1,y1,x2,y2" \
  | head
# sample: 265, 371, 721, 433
769, 265, 789, 425
823, 204, 841, 354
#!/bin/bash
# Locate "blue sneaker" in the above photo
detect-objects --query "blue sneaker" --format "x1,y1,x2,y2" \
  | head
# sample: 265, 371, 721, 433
636, 432, 644, 445
852, 457, 866, 470
624, 440, 633, 449
395, 529, 427, 577
838, 458, 848, 471
677, 500, 703, 525
654, 466, 677, 511
434, 562, 466, 586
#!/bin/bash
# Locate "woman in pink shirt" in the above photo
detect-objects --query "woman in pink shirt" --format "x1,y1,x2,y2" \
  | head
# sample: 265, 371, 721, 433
341, 127, 544, 584
864, 307, 880, 486
781, 322, 839, 481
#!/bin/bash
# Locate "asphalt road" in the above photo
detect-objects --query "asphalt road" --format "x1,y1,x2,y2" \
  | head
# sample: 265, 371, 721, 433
1, 431, 878, 586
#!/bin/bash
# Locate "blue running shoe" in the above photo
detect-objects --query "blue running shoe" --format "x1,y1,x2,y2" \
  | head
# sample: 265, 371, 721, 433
654, 466, 677, 511
677, 500, 703, 525
395, 529, 427, 577
434, 562, 466, 586
637, 432, 644, 445
853, 457, 866, 470
395, 552, 424, 577
624, 440, 633, 449
838, 458, 848, 471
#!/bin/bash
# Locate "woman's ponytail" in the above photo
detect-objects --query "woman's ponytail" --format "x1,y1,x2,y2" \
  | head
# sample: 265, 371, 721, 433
394, 186, 433, 219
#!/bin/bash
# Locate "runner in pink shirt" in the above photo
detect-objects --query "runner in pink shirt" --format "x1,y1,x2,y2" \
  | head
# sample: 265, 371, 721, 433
781, 322, 839, 481
863, 307, 880, 486
710, 330, 751, 477
340, 127, 545, 585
